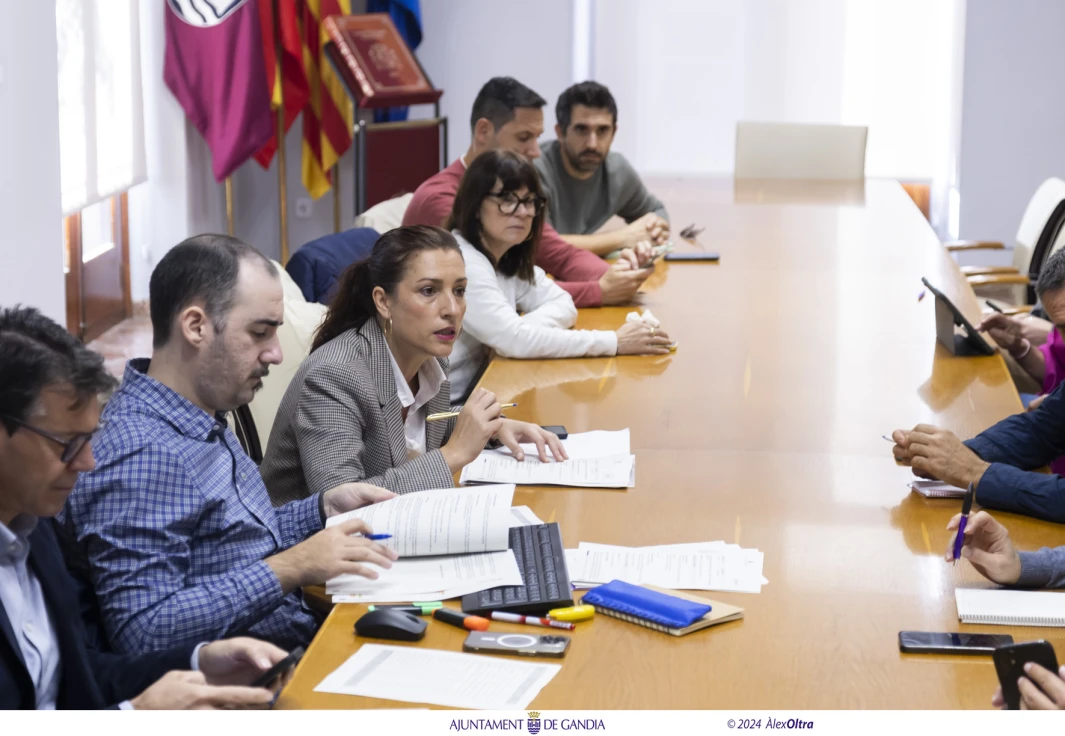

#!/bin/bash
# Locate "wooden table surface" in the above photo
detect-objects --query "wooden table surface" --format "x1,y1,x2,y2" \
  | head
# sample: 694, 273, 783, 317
276, 177, 1065, 710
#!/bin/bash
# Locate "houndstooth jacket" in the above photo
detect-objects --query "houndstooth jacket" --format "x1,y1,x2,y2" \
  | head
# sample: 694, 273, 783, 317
261, 318, 457, 505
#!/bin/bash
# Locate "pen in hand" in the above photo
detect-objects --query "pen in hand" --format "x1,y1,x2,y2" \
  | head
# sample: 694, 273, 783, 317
952, 482, 975, 566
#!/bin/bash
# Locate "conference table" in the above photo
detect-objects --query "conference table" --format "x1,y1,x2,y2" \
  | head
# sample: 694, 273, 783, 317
276, 177, 1065, 710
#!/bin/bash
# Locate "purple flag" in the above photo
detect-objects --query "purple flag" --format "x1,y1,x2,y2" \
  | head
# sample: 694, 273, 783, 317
164, 0, 273, 181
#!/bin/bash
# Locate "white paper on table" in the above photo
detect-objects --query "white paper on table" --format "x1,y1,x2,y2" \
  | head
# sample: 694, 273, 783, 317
461, 454, 635, 488
327, 550, 521, 596
331, 578, 505, 604
482, 429, 630, 461
315, 644, 561, 710
508, 505, 545, 527
571, 542, 764, 593
326, 484, 514, 558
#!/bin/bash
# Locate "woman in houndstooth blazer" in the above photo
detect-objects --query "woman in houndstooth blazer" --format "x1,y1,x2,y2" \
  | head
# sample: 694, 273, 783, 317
261, 226, 564, 505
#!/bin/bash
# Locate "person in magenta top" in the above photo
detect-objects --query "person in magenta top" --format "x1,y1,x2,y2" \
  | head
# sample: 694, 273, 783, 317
403, 77, 654, 309
982, 249, 1065, 473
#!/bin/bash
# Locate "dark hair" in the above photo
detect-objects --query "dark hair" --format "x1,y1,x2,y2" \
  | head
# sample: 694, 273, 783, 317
556, 81, 617, 133
446, 150, 544, 283
312, 226, 462, 352
149, 234, 276, 348
1037, 248, 1065, 298
0, 306, 117, 433
470, 77, 547, 132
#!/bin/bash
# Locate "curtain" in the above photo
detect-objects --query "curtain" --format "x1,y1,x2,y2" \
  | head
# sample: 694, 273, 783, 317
55, 0, 146, 216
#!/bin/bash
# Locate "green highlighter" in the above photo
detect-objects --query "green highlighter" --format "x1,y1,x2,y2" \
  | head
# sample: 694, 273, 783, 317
367, 602, 443, 615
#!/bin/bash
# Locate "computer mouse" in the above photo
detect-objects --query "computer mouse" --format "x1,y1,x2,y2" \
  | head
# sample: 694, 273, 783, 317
354, 608, 428, 641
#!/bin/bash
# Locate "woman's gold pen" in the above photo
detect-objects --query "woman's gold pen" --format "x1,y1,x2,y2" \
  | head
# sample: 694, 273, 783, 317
427, 403, 518, 422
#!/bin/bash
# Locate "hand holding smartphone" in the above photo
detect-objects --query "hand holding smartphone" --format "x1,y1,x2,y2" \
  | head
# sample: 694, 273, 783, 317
250, 646, 305, 689
994, 640, 1060, 710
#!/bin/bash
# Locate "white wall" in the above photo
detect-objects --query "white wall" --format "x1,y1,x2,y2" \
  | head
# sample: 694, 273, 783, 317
412, 0, 574, 161
0, 1, 65, 321
956, 0, 1065, 251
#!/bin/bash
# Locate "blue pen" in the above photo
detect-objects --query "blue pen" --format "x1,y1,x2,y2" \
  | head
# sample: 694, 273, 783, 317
365, 534, 392, 541
952, 483, 975, 565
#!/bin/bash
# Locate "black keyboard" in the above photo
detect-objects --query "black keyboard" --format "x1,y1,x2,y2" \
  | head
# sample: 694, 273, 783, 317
461, 522, 573, 616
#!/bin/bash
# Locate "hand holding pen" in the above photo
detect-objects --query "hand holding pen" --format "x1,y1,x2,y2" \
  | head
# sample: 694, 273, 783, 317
945, 510, 1022, 585
951, 483, 975, 567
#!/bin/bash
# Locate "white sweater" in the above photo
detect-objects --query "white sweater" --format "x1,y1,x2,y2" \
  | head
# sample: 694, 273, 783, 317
449, 232, 619, 396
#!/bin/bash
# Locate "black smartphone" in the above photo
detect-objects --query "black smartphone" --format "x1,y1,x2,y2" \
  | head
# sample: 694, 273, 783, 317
994, 640, 1059, 710
463, 631, 570, 658
250, 646, 305, 688
664, 252, 720, 262
898, 631, 1013, 655
540, 425, 568, 440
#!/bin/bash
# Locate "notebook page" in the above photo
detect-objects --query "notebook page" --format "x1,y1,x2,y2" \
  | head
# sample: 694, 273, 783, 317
956, 588, 1065, 626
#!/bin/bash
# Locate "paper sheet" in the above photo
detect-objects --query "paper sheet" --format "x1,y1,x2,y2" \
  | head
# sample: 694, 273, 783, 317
327, 550, 522, 599
315, 644, 561, 710
326, 484, 514, 557
567, 541, 766, 594
909, 479, 967, 498
483, 429, 631, 460
508, 506, 545, 527
461, 454, 635, 488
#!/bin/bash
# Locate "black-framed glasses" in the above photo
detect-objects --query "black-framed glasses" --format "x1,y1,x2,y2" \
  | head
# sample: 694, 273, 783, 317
0, 414, 102, 463
487, 191, 545, 216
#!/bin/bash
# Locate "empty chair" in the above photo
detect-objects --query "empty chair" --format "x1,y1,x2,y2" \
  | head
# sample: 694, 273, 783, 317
734, 121, 868, 180
950, 177, 1065, 309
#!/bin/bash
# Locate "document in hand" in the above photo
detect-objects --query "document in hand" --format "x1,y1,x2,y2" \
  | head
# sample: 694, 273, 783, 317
459, 429, 636, 488
325, 485, 524, 603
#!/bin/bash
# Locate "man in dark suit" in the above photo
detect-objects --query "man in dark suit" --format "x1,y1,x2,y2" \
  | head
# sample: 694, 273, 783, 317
0, 305, 289, 709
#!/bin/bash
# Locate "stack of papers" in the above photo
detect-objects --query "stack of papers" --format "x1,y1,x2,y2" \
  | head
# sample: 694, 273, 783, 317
460, 429, 636, 488
327, 484, 524, 603
565, 541, 767, 594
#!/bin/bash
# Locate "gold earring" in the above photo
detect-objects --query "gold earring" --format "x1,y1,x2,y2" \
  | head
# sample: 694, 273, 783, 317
387, 317, 393, 340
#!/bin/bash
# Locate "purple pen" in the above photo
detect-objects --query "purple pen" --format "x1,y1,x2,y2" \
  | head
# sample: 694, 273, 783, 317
952, 483, 975, 564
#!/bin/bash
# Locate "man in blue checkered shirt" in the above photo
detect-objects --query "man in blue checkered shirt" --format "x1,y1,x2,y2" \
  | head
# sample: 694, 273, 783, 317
58, 236, 399, 654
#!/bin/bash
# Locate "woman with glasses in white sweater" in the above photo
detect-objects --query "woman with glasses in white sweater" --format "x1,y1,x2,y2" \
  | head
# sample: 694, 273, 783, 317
444, 149, 672, 399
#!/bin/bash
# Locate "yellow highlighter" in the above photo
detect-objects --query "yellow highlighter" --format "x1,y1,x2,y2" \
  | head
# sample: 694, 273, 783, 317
547, 604, 595, 622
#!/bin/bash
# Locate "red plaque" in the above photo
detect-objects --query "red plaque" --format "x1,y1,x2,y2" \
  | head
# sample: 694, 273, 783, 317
324, 13, 442, 108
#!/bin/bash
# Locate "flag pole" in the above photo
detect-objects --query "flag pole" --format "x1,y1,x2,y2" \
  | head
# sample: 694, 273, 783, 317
333, 164, 341, 233
272, 0, 290, 264
224, 177, 235, 236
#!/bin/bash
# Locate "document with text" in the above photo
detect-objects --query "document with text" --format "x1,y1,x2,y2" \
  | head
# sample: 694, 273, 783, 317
315, 644, 561, 709
459, 430, 635, 488
326, 484, 515, 557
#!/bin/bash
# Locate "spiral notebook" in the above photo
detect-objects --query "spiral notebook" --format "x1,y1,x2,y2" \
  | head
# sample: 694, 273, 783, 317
582, 580, 744, 636
956, 588, 1065, 627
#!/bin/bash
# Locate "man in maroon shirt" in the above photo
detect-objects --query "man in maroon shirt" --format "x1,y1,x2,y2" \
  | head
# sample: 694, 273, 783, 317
403, 77, 652, 308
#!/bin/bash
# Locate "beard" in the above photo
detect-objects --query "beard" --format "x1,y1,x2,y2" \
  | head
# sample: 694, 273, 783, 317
563, 144, 604, 173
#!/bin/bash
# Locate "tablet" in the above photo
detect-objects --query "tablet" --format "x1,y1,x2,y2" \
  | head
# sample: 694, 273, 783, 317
920, 277, 996, 356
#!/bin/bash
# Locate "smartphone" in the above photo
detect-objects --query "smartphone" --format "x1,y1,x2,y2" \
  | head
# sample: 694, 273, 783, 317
463, 631, 570, 658
663, 252, 720, 262
994, 640, 1059, 710
540, 425, 568, 440
640, 243, 672, 269
898, 631, 1013, 655
250, 646, 305, 688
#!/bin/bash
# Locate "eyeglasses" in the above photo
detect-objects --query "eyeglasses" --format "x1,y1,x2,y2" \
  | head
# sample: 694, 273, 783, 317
487, 191, 545, 216
0, 414, 102, 463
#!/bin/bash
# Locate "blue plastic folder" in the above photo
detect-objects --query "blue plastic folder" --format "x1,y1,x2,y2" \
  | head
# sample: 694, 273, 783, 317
582, 579, 712, 631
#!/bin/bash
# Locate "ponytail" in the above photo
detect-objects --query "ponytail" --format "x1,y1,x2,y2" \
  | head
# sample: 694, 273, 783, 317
311, 225, 462, 353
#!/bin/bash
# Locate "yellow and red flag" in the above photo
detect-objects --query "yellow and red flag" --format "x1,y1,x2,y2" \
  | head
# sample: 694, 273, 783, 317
301, 0, 354, 199
253, 0, 308, 169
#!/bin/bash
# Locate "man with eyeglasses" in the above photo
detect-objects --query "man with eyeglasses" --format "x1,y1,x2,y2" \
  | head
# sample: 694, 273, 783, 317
403, 76, 654, 308
0, 305, 292, 709
535, 81, 670, 257
58, 235, 398, 656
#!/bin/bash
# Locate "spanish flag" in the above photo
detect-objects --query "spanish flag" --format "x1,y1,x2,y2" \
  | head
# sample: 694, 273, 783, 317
301, 0, 354, 199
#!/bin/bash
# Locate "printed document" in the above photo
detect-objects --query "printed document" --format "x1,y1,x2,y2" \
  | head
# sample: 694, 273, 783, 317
460, 430, 635, 488
315, 644, 560, 710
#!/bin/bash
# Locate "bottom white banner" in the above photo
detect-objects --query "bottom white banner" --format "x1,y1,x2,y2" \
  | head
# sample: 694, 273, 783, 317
11, 709, 1064, 736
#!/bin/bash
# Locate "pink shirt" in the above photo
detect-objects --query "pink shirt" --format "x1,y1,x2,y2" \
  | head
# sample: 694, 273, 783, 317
1038, 328, 1065, 475
402, 158, 608, 307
